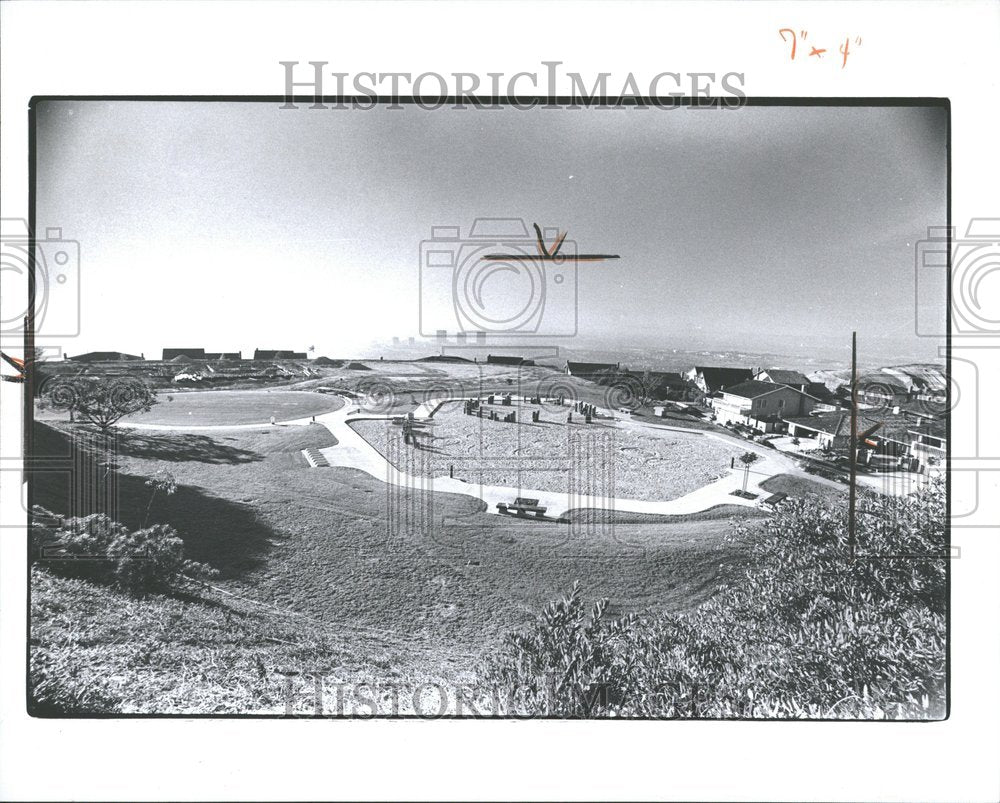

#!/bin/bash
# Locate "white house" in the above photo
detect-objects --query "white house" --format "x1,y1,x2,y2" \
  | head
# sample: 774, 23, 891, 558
908, 421, 946, 474
712, 380, 818, 432
685, 366, 753, 394
753, 368, 812, 392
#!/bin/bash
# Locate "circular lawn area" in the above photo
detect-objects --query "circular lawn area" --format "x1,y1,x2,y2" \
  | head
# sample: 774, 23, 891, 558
120, 390, 343, 426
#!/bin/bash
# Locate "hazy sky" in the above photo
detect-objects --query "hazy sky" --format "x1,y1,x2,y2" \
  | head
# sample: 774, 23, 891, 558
33, 100, 947, 361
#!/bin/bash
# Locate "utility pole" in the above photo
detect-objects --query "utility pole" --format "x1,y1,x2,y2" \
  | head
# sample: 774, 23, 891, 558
848, 330, 858, 560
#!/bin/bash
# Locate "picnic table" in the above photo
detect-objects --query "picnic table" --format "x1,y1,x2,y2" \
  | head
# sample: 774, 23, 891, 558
496, 497, 548, 518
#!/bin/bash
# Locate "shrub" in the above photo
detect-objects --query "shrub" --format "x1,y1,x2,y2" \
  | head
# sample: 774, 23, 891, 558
480, 480, 947, 719
480, 582, 641, 716
31, 506, 218, 594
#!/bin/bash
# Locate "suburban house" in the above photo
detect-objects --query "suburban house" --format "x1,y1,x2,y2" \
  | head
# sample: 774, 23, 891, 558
913, 385, 947, 404
908, 420, 947, 473
712, 380, 818, 431
784, 412, 916, 469
685, 366, 753, 394
204, 352, 242, 360
753, 368, 812, 392
856, 416, 920, 471
860, 382, 912, 407
162, 348, 206, 360
893, 399, 948, 423
487, 355, 535, 366
253, 349, 308, 360
68, 351, 143, 362
628, 370, 691, 400
784, 412, 853, 450
754, 367, 836, 402
565, 360, 622, 378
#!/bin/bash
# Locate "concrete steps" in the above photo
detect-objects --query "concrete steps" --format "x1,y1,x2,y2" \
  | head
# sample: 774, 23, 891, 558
301, 447, 330, 468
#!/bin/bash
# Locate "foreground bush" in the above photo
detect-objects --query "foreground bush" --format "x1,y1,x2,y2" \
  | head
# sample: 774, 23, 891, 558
480, 480, 947, 718
31, 506, 218, 594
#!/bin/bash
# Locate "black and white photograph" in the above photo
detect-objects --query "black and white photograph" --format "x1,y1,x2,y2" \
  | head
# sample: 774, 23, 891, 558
22, 97, 949, 719
2, 2, 998, 801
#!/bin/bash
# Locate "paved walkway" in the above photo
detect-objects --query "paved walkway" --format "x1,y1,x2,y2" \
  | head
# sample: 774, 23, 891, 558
117, 394, 802, 518
313, 397, 794, 518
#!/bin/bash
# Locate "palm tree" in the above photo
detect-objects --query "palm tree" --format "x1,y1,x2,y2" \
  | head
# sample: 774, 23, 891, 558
739, 451, 760, 493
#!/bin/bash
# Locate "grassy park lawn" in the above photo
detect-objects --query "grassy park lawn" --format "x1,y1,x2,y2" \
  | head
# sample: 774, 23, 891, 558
36, 388, 343, 426
759, 472, 847, 504
122, 389, 343, 425
32, 416, 755, 692
350, 400, 742, 502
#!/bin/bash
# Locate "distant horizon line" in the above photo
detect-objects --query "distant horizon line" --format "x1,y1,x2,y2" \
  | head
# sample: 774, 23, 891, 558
49, 345, 945, 371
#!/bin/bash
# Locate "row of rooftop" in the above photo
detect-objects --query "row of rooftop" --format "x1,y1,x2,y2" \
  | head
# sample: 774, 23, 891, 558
564, 360, 947, 466
64, 349, 308, 362
564, 361, 945, 405
64, 350, 543, 366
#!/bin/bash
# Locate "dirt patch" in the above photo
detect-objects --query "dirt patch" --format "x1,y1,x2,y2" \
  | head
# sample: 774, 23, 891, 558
350, 400, 742, 502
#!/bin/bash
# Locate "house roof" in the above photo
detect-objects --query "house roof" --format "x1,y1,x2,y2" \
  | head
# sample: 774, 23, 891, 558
566, 361, 620, 374
860, 380, 910, 397
625, 370, 689, 396
908, 419, 947, 440
722, 379, 808, 400
757, 368, 811, 386
69, 351, 143, 362
628, 369, 686, 383
785, 413, 852, 437
785, 412, 914, 441
254, 349, 306, 359
162, 348, 205, 359
895, 399, 948, 420
693, 366, 753, 390
487, 355, 533, 365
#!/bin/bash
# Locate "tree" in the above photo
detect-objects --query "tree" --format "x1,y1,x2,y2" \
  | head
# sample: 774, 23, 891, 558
42, 376, 157, 433
738, 451, 760, 493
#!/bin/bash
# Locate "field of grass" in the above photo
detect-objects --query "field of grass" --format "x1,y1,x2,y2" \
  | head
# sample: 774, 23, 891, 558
350, 401, 741, 501
125, 389, 342, 424
30, 566, 462, 715
35, 388, 343, 426
759, 473, 847, 504
30, 418, 755, 707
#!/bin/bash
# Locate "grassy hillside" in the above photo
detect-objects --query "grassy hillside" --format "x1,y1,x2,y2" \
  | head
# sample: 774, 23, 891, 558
29, 418, 754, 713
758, 473, 846, 504
30, 566, 459, 715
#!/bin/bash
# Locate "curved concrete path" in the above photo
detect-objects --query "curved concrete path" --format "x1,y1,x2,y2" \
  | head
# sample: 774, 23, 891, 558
315, 397, 794, 517
118, 393, 800, 518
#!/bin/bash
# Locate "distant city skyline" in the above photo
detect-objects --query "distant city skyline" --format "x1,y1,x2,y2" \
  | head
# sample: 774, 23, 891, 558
33, 100, 947, 365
